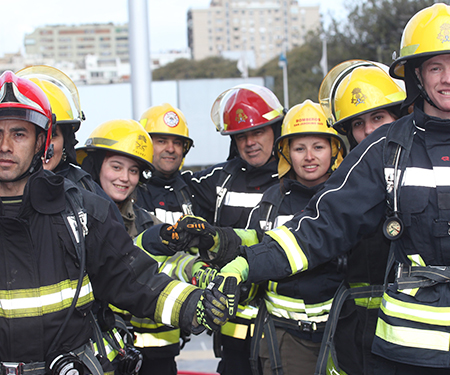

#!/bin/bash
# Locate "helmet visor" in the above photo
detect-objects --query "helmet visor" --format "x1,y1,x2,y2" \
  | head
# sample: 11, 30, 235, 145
16, 66, 83, 130
211, 84, 284, 132
0, 107, 50, 129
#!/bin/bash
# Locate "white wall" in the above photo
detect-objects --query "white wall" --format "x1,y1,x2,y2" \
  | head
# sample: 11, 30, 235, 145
76, 77, 264, 167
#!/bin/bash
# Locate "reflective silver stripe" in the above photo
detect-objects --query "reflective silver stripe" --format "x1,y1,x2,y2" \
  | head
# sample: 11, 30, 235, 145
402, 166, 450, 187
236, 304, 258, 320
376, 318, 450, 352
385, 166, 450, 189
265, 291, 331, 323
217, 189, 264, 208
381, 292, 450, 325
273, 214, 294, 228
161, 282, 194, 326
153, 208, 183, 225
134, 331, 180, 347
0, 277, 93, 317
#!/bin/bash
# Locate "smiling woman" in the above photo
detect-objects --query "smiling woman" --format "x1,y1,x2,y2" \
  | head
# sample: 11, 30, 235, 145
77, 119, 157, 237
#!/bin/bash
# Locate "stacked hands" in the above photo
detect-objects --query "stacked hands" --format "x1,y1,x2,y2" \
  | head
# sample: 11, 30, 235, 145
160, 215, 243, 267
160, 215, 244, 333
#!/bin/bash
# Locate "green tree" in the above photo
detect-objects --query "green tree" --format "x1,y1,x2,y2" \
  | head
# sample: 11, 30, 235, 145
258, 0, 437, 108
152, 56, 247, 80
329, 0, 437, 64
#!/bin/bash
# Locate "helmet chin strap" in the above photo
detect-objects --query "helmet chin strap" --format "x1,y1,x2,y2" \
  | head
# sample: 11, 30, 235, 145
0, 151, 44, 184
415, 69, 442, 111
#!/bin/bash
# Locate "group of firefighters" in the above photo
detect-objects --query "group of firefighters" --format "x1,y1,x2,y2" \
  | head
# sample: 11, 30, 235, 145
1, 3, 450, 375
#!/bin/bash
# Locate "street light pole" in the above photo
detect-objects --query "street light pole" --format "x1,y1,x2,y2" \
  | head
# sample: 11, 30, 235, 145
278, 51, 289, 109
128, 0, 152, 119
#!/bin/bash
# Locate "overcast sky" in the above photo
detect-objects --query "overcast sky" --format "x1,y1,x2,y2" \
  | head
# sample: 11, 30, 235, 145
0, 0, 346, 57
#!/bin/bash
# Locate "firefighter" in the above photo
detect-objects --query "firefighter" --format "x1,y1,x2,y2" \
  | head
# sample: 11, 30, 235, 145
316, 60, 406, 374
137, 103, 195, 223
15, 65, 124, 225
77, 119, 158, 237
129, 104, 200, 375
0, 70, 231, 374
319, 60, 406, 149
183, 84, 285, 375
245, 100, 346, 374
167, 3, 450, 374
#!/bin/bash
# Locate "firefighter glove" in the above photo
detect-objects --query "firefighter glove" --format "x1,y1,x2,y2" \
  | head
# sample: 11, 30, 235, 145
195, 275, 231, 332
192, 263, 219, 289
198, 227, 243, 268
220, 256, 249, 283
160, 215, 215, 253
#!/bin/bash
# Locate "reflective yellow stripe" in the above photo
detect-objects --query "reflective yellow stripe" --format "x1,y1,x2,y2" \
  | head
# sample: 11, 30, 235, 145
221, 322, 255, 339
134, 330, 180, 348
264, 292, 331, 322
381, 293, 450, 326
234, 229, 259, 246
131, 317, 164, 329
407, 254, 426, 267
236, 304, 258, 320
0, 276, 93, 318
262, 106, 284, 121
266, 226, 307, 273
134, 232, 167, 263
376, 318, 450, 352
155, 280, 198, 327
348, 283, 383, 309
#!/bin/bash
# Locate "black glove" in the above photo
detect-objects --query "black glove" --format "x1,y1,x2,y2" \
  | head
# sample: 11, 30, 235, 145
160, 215, 215, 253
198, 227, 243, 269
194, 276, 229, 333
194, 273, 240, 334
192, 263, 219, 289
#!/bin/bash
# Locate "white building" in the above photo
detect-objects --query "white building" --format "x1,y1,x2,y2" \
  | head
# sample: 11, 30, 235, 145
188, 0, 320, 68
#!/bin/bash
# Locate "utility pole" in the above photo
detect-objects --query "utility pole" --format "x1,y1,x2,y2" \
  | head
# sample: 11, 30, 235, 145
128, 0, 152, 119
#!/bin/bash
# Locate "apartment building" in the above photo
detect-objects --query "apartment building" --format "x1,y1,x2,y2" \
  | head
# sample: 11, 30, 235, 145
187, 0, 320, 69
24, 23, 129, 68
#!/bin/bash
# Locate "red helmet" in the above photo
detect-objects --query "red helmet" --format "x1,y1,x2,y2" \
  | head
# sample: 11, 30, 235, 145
0, 71, 54, 159
211, 84, 284, 135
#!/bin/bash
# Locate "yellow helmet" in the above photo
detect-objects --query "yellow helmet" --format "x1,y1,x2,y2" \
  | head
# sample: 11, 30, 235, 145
319, 61, 405, 136
276, 100, 347, 178
139, 103, 193, 156
16, 65, 84, 132
390, 3, 450, 79
76, 119, 154, 175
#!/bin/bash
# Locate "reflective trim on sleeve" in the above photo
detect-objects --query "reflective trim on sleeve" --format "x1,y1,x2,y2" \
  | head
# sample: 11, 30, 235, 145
266, 226, 308, 273
376, 318, 450, 352
155, 280, 198, 327
0, 275, 94, 318
381, 293, 450, 326
234, 229, 260, 247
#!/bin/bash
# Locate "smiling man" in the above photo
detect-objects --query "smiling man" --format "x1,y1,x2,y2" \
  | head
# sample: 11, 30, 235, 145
181, 84, 285, 375
137, 103, 194, 224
